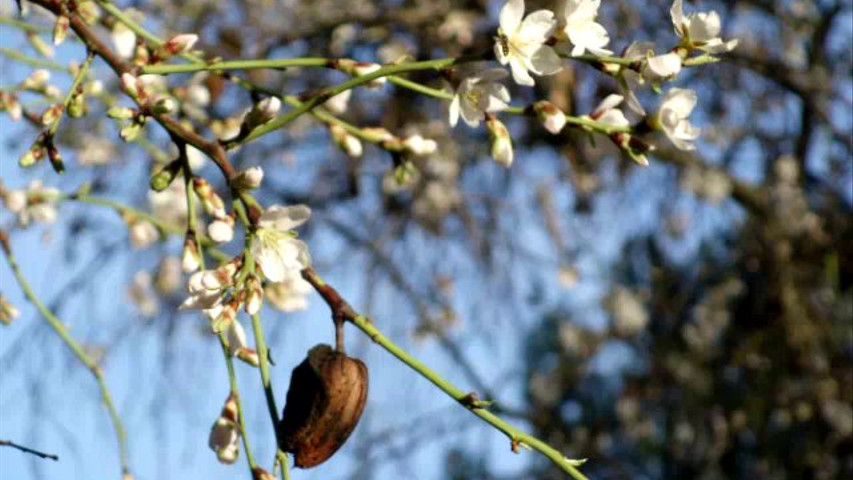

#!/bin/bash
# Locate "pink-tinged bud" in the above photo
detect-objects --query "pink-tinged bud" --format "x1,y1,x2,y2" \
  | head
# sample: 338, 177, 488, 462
120, 73, 148, 103
209, 393, 241, 464
211, 299, 238, 333
252, 468, 276, 480
164, 34, 198, 55
182, 234, 201, 273
244, 275, 263, 315
486, 116, 513, 168
232, 166, 264, 190
192, 177, 226, 218
52, 15, 69, 46
208, 216, 235, 244
236, 348, 260, 367
132, 43, 150, 67
330, 124, 363, 158
533, 101, 566, 134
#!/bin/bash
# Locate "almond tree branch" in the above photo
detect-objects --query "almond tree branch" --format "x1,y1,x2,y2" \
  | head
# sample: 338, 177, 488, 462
300, 266, 591, 480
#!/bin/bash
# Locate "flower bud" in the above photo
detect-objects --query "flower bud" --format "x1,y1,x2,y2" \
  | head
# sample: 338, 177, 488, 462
209, 393, 240, 464
192, 177, 226, 218
40, 104, 63, 126
119, 120, 144, 142
129, 220, 159, 249
150, 96, 177, 115
244, 274, 263, 315
0, 92, 22, 121
402, 134, 438, 156
533, 101, 566, 134
77, 2, 101, 25
486, 116, 513, 168
324, 90, 351, 114
149, 159, 182, 192
352, 62, 386, 89
107, 106, 136, 120
242, 97, 281, 132
20, 139, 46, 168
181, 233, 201, 273
232, 166, 264, 190
208, 216, 235, 244
52, 15, 69, 46
67, 91, 87, 118
330, 124, 363, 158
235, 348, 260, 367
46, 140, 64, 174
21, 70, 50, 91
0, 294, 20, 325
120, 73, 146, 103
162, 34, 198, 56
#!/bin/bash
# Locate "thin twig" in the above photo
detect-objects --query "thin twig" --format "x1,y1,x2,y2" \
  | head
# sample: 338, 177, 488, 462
0, 439, 59, 461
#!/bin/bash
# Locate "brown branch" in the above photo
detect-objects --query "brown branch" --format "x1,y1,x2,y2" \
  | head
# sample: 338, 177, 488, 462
0, 439, 59, 461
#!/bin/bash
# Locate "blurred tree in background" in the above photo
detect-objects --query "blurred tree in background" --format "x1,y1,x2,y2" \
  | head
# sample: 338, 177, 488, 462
0, 1, 850, 480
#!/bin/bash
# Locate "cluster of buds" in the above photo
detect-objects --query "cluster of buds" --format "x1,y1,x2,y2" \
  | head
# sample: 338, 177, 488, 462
1, 180, 60, 227
192, 177, 227, 218
333, 59, 387, 89
20, 70, 61, 98
208, 393, 241, 464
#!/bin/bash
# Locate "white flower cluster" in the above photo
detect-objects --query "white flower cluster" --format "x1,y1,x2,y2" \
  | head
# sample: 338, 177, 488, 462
445, 0, 738, 166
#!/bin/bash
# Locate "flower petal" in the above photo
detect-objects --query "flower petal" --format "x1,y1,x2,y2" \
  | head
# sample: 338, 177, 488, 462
499, 0, 525, 34
258, 205, 311, 231
529, 45, 563, 75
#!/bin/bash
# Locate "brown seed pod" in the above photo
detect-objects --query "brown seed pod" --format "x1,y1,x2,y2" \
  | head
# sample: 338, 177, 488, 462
278, 344, 368, 468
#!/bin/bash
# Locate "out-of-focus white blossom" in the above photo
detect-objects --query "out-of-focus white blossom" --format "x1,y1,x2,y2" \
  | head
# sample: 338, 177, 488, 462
494, 0, 562, 86
129, 220, 159, 249
154, 256, 183, 295
402, 134, 438, 156
264, 269, 312, 312
3, 181, 59, 226
111, 23, 137, 59
128, 271, 158, 316
449, 69, 510, 128
252, 205, 311, 283
655, 88, 700, 151
606, 287, 649, 336
557, 0, 612, 56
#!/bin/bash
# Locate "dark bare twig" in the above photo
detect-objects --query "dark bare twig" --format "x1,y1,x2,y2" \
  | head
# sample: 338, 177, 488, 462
0, 439, 59, 461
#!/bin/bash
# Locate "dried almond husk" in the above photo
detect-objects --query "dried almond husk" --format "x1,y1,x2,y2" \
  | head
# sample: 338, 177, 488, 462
278, 344, 368, 468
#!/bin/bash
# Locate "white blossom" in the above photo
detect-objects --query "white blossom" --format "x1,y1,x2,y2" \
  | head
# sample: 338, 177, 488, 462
655, 88, 700, 151
494, 0, 563, 86
111, 23, 137, 59
590, 94, 629, 127
251, 205, 311, 283
264, 269, 312, 312
402, 134, 438, 156
449, 69, 510, 128
129, 220, 159, 249
207, 217, 235, 244
557, 0, 612, 57
128, 272, 158, 316
671, 0, 738, 53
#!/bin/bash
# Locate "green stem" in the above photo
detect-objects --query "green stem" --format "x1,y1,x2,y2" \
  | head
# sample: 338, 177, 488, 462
47, 49, 94, 136
140, 57, 330, 75
218, 334, 257, 470
302, 268, 591, 480
233, 55, 481, 147
0, 47, 69, 71
1, 237, 131, 477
